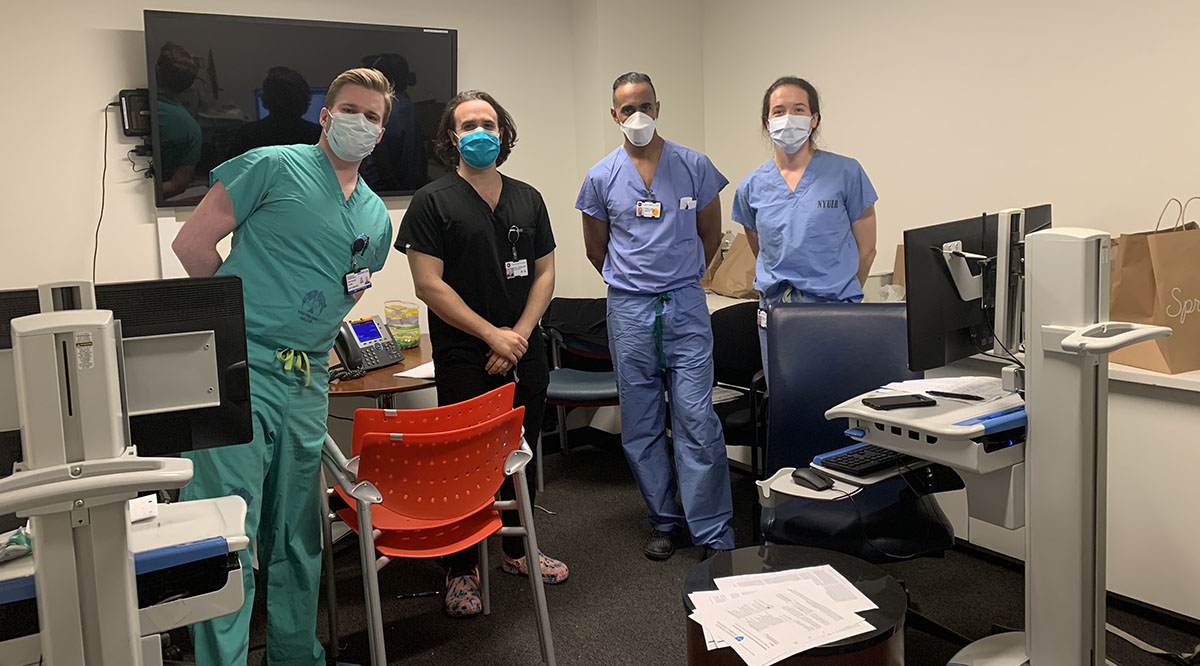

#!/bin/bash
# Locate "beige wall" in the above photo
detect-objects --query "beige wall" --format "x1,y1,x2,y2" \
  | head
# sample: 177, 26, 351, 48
0, 0, 712, 324
701, 0, 1200, 272
7, 0, 1199, 307
0, 0, 592, 326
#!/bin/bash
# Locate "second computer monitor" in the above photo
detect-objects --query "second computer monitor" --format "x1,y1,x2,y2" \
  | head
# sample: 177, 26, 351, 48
904, 204, 1052, 373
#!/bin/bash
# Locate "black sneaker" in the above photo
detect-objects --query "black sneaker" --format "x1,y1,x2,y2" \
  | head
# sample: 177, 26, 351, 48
643, 528, 677, 560
702, 546, 732, 560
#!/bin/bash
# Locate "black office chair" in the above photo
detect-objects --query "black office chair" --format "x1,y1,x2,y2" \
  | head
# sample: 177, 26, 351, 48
540, 298, 619, 490
761, 302, 969, 647
709, 302, 766, 478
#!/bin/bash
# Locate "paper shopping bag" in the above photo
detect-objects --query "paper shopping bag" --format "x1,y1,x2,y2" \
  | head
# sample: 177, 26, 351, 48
1109, 200, 1200, 373
708, 233, 758, 299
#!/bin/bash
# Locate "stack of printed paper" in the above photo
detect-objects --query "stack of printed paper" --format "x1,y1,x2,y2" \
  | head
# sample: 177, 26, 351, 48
688, 565, 877, 666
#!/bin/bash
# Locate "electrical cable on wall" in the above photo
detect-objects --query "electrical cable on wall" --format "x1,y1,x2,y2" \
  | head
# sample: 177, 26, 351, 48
93, 102, 120, 283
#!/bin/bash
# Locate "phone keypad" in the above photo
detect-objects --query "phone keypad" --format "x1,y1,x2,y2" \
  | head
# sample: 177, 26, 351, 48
359, 340, 404, 370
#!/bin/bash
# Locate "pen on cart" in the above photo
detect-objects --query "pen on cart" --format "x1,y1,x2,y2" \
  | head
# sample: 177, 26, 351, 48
927, 390, 985, 401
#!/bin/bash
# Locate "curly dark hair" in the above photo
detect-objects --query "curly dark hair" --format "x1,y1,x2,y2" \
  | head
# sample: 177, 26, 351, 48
433, 90, 517, 168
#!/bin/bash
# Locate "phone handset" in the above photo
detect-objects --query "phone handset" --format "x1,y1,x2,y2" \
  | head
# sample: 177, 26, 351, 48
334, 321, 365, 371
331, 315, 405, 379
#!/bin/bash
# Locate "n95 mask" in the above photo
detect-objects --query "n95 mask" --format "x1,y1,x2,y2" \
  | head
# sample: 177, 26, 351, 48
619, 112, 656, 147
768, 114, 811, 154
326, 112, 381, 162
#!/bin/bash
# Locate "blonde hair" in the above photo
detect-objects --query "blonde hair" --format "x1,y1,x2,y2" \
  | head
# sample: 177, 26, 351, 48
325, 67, 395, 120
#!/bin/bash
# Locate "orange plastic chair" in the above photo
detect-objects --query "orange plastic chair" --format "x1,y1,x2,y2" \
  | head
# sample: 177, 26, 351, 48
348, 382, 516, 457
321, 403, 555, 666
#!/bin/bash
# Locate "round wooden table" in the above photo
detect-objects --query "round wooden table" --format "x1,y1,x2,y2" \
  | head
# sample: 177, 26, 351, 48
327, 334, 434, 407
683, 544, 906, 666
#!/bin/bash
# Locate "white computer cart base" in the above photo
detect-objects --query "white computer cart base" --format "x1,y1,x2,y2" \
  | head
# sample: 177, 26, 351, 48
948, 229, 1169, 666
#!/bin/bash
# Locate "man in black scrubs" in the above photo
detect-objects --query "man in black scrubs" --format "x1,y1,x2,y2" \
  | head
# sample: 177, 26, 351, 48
395, 90, 568, 618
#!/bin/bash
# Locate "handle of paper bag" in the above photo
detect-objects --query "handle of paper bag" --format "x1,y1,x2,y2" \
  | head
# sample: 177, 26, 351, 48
1155, 197, 1183, 233
1181, 197, 1200, 231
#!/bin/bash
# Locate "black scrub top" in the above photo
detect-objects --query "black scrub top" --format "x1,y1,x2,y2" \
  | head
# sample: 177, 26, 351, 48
396, 172, 556, 366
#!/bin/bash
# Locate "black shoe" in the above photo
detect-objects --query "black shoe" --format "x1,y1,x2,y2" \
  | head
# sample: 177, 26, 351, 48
702, 546, 732, 560
643, 528, 677, 560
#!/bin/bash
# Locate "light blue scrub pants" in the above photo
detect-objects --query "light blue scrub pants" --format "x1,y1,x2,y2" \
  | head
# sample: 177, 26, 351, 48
181, 340, 328, 666
607, 282, 735, 549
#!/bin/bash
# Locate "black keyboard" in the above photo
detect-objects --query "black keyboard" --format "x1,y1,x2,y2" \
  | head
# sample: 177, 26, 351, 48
820, 444, 919, 477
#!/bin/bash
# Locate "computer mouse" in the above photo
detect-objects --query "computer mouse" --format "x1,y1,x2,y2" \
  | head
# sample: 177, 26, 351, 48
791, 467, 834, 492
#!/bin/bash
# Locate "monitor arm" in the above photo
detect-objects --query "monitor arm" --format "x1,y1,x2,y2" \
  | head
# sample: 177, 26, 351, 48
940, 241, 987, 301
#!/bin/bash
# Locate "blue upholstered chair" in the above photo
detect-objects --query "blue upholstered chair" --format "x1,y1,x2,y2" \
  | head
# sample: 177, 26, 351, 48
541, 298, 619, 491
761, 302, 958, 561
761, 302, 968, 646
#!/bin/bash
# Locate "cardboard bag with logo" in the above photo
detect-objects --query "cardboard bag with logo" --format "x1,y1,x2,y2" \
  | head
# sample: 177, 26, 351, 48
1109, 198, 1200, 374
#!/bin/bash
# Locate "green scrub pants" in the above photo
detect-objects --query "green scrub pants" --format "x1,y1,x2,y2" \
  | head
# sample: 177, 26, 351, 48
182, 341, 328, 666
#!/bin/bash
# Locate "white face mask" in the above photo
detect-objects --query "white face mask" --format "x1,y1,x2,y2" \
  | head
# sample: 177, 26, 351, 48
325, 112, 381, 162
768, 114, 812, 154
619, 111, 656, 147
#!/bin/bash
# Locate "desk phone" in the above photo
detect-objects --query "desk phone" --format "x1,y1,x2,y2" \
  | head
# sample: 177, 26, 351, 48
334, 315, 404, 372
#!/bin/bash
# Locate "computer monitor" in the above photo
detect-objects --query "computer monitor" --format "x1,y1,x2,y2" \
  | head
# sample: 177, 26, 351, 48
904, 205, 1052, 372
0, 276, 253, 478
253, 86, 327, 124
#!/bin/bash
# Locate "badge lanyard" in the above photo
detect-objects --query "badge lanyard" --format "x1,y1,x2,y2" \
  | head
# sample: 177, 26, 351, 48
504, 225, 529, 279
507, 225, 521, 262
344, 234, 372, 294
636, 185, 663, 220
351, 235, 369, 269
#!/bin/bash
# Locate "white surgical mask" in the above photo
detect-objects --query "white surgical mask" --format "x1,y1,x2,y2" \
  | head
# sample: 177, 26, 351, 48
325, 112, 381, 162
619, 111, 656, 147
768, 114, 812, 154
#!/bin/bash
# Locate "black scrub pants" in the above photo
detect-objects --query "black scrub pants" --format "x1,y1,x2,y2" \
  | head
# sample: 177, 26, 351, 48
438, 342, 548, 574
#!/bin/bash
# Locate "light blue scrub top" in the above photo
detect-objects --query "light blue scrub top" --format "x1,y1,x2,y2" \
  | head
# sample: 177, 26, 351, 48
731, 151, 877, 302
577, 140, 728, 294
214, 144, 393, 353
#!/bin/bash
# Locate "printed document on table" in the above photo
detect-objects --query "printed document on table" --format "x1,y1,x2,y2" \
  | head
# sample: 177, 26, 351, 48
690, 585, 792, 650
691, 581, 872, 666
394, 361, 436, 379
881, 376, 1010, 402
713, 564, 877, 613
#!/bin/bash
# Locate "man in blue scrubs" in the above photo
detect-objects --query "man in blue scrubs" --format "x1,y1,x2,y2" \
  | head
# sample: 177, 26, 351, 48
172, 68, 394, 665
577, 72, 734, 560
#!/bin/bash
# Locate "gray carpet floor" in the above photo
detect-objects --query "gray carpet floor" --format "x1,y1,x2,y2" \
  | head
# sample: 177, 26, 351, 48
222, 429, 1198, 666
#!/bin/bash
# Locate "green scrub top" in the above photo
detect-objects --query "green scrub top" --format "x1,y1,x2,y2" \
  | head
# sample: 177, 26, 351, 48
213, 144, 393, 353
155, 92, 201, 178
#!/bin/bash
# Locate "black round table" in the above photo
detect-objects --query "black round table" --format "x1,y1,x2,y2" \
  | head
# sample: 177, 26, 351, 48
682, 544, 907, 665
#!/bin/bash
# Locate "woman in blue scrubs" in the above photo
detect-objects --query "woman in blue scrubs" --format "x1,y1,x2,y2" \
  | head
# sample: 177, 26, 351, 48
731, 77, 878, 371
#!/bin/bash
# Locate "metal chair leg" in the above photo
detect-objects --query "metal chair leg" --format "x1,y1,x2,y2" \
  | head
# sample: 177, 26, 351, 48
536, 432, 545, 493
513, 469, 556, 666
356, 501, 387, 666
479, 539, 491, 616
319, 472, 341, 663
556, 405, 569, 455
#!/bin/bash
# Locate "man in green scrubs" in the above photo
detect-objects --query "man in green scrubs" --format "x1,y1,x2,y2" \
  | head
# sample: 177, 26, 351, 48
153, 42, 202, 200
172, 68, 394, 666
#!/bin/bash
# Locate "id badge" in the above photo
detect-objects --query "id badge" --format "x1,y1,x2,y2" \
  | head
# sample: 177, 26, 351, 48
344, 268, 371, 294
757, 308, 767, 329
636, 200, 663, 219
505, 259, 529, 279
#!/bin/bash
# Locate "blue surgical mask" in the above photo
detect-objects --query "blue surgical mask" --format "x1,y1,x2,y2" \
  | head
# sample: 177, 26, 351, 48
325, 112, 381, 162
457, 128, 501, 169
